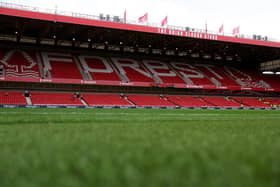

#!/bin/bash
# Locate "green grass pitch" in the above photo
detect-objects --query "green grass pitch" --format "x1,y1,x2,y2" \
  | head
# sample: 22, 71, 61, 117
0, 108, 280, 187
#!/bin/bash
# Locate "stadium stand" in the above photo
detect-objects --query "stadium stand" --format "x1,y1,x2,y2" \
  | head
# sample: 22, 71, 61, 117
111, 58, 155, 83
142, 60, 186, 84
78, 56, 122, 81
200, 96, 242, 107
196, 65, 240, 87
82, 93, 132, 106
232, 97, 271, 108
165, 95, 213, 107
1, 49, 280, 91
0, 49, 40, 78
0, 90, 280, 109
0, 3, 279, 109
1, 48, 280, 109
126, 94, 176, 107
0, 91, 27, 105
40, 52, 83, 80
264, 98, 280, 106
30, 92, 84, 106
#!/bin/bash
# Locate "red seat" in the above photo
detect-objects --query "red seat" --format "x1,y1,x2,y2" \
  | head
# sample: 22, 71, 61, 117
264, 98, 280, 105
0, 91, 26, 105
30, 92, 84, 106
233, 97, 271, 108
166, 95, 212, 107
82, 93, 132, 106
0, 50, 40, 78
127, 94, 175, 107
200, 96, 242, 107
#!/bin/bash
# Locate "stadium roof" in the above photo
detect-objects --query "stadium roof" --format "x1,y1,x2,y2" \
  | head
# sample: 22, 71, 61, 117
0, 2, 280, 64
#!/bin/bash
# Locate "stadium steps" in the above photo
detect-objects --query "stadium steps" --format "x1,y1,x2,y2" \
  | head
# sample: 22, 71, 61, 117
160, 94, 178, 106
75, 56, 92, 81
258, 98, 272, 107
165, 62, 190, 85
198, 96, 217, 106
225, 96, 244, 107
164, 95, 181, 106
126, 94, 175, 107
107, 57, 129, 82
26, 95, 32, 105
80, 96, 89, 106
261, 98, 280, 107
121, 94, 136, 106
139, 60, 162, 84
162, 95, 180, 107
229, 97, 248, 107
200, 71, 222, 87
233, 97, 272, 108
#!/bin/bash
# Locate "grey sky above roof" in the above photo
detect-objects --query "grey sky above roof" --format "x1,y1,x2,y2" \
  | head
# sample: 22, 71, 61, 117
3, 0, 279, 39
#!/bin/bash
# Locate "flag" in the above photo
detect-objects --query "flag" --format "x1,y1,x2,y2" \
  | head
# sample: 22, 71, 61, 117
138, 13, 148, 23
219, 24, 224, 33
124, 9, 127, 23
161, 16, 168, 27
232, 26, 240, 35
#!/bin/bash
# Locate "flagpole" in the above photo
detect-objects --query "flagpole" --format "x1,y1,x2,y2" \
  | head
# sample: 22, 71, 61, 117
166, 14, 168, 27
205, 20, 208, 34
54, 4, 57, 23
124, 9, 126, 23
222, 21, 224, 36
146, 12, 148, 26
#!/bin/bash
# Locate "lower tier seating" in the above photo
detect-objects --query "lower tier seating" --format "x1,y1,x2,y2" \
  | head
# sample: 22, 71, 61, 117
200, 96, 242, 107
232, 97, 271, 108
0, 91, 27, 105
262, 98, 280, 106
166, 95, 213, 107
126, 94, 176, 107
0, 90, 279, 108
82, 93, 132, 106
30, 92, 84, 106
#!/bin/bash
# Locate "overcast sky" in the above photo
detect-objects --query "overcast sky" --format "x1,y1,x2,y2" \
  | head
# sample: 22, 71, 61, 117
2, 0, 280, 39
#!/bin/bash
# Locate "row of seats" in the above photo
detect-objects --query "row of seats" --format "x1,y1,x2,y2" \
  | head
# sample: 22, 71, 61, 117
0, 91, 27, 105
1, 49, 280, 90
30, 92, 83, 106
1, 91, 279, 108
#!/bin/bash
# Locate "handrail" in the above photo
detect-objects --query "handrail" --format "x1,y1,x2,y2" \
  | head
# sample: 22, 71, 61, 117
0, 1, 280, 43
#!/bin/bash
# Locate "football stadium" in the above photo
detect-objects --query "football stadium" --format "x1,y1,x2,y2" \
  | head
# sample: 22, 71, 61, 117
0, 1, 280, 186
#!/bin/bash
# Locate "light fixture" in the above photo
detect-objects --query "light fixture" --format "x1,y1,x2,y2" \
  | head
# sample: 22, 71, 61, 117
262, 71, 274, 74
226, 56, 233, 61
